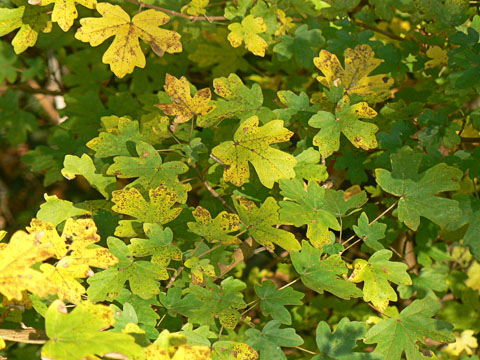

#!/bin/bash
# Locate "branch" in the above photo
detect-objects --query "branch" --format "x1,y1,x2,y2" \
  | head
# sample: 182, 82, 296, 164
461, 137, 480, 143
124, 0, 227, 22
0, 328, 47, 344
353, 20, 405, 41
1, 83, 65, 96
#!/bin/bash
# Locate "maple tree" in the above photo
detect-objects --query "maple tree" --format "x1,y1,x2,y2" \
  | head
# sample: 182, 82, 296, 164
0, 0, 479, 359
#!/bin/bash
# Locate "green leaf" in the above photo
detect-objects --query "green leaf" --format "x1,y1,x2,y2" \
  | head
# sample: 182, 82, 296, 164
365, 298, 455, 360
353, 212, 386, 251
0, 1, 51, 54
87, 237, 165, 301
245, 320, 303, 360
375, 147, 462, 230
293, 148, 328, 182
0, 90, 37, 145
0, 42, 17, 83
187, 206, 241, 245
291, 241, 363, 299
313, 317, 383, 360
273, 24, 325, 68
37, 194, 90, 226
254, 280, 304, 325
42, 300, 143, 360
417, 109, 461, 153
107, 141, 191, 203
62, 154, 116, 199
212, 341, 259, 360
111, 185, 182, 237
309, 98, 378, 158
87, 117, 148, 158
349, 249, 411, 312
128, 225, 182, 280
197, 73, 263, 127
234, 196, 301, 252
279, 178, 340, 248
323, 188, 368, 217
211, 116, 296, 188
159, 287, 202, 318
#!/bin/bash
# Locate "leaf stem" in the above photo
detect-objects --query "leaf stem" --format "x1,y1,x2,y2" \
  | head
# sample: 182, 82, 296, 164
278, 277, 300, 290
295, 346, 317, 355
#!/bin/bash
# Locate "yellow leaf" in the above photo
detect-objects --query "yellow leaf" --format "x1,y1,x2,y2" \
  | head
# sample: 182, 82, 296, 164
181, 0, 209, 16
446, 330, 478, 356
0, 231, 6, 241
425, 45, 448, 69
275, 9, 295, 36
0, 338, 4, 350
466, 261, 480, 290
227, 15, 268, 57
2, 291, 32, 309
40, 263, 86, 304
32, 0, 96, 32
144, 343, 212, 359
27, 218, 67, 259
75, 3, 182, 78
0, 230, 56, 300
156, 73, 215, 124
314, 44, 394, 102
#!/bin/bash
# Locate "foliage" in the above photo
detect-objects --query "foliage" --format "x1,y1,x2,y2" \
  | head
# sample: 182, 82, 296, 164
0, 0, 479, 359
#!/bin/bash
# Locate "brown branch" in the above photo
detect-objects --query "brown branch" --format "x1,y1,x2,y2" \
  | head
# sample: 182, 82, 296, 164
124, 0, 227, 22
0, 83, 65, 96
0, 328, 48, 344
461, 137, 480, 143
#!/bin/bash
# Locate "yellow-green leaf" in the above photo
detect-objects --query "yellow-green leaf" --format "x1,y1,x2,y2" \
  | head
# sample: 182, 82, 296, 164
211, 116, 296, 188
314, 44, 394, 102
227, 15, 268, 57
75, 3, 182, 78
156, 73, 215, 124
187, 206, 241, 245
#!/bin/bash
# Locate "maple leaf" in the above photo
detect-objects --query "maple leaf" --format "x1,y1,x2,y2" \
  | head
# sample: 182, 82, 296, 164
0, 90, 37, 145
425, 45, 449, 69
197, 73, 263, 127
26, 218, 67, 258
181, 0, 209, 16
106, 141, 191, 203
245, 320, 303, 360
40, 263, 87, 304
30, 0, 96, 32
365, 298, 455, 360
184, 257, 216, 285
156, 73, 215, 124
349, 249, 411, 312
0, 229, 56, 300
234, 197, 301, 252
61, 154, 116, 199
87, 237, 166, 301
376, 147, 462, 230
211, 116, 297, 188
446, 330, 478, 356
42, 300, 143, 360
0, 1, 51, 54
308, 96, 378, 158
87, 117, 148, 158
37, 194, 90, 226
313, 318, 383, 360
111, 185, 182, 237
314, 44, 394, 102
227, 14, 268, 57
323, 186, 368, 217
212, 341, 258, 360
188, 278, 246, 330
291, 241, 363, 299
279, 178, 340, 249
254, 280, 304, 325
187, 206, 241, 245
353, 212, 386, 251
128, 224, 182, 280
75, 3, 182, 78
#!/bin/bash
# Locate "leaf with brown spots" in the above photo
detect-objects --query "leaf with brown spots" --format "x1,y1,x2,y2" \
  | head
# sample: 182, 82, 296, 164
156, 73, 215, 124
75, 3, 182, 78
187, 206, 241, 245
211, 116, 296, 188
308, 96, 378, 158
40, 262, 87, 304
31, 0, 96, 32
0, 229, 56, 300
234, 197, 301, 252
212, 341, 259, 360
26, 218, 67, 259
227, 15, 268, 57
314, 44, 394, 102
349, 250, 411, 313
107, 141, 191, 203
111, 184, 182, 237
128, 225, 182, 280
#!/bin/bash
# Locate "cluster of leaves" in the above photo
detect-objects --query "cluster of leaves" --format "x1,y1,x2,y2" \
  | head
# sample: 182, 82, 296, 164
0, 0, 479, 359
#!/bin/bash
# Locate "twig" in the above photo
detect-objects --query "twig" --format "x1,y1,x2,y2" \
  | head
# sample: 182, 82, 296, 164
124, 0, 227, 22
353, 20, 405, 41
166, 239, 204, 288
278, 277, 300, 290
461, 137, 480, 143
1, 84, 65, 96
295, 346, 317, 355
